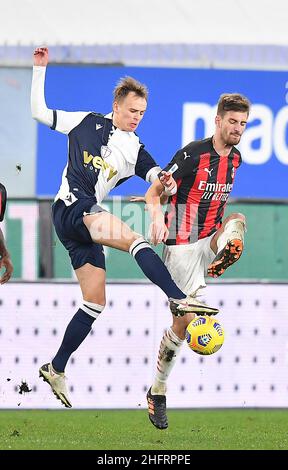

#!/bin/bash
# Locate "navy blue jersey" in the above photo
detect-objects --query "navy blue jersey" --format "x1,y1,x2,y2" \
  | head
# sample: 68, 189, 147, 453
31, 65, 161, 206
52, 112, 159, 205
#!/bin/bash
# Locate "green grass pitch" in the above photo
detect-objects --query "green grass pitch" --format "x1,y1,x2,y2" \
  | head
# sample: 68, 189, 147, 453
0, 409, 288, 450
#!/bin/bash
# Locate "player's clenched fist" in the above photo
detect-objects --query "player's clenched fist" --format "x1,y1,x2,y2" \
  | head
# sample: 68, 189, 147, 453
33, 47, 49, 67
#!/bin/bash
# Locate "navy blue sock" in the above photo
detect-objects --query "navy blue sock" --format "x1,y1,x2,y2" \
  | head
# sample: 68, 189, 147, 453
52, 308, 95, 373
132, 246, 185, 299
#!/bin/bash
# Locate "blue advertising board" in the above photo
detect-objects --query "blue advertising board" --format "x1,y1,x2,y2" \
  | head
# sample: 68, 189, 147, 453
36, 66, 288, 198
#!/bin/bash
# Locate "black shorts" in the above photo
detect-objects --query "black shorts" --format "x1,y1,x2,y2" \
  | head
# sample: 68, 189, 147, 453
52, 197, 106, 271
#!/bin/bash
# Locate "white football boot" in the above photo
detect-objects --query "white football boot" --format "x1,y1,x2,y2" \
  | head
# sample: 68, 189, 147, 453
169, 287, 219, 317
39, 363, 72, 408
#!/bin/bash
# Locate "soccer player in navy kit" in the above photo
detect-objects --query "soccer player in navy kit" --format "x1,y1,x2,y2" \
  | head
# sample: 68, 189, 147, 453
145, 93, 250, 429
31, 47, 218, 408
0, 182, 13, 284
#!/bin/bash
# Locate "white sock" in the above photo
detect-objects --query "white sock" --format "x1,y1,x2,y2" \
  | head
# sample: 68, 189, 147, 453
151, 327, 184, 395
82, 300, 104, 319
217, 218, 246, 253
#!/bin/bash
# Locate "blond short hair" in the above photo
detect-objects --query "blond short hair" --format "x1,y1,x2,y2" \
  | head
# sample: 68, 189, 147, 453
113, 76, 148, 103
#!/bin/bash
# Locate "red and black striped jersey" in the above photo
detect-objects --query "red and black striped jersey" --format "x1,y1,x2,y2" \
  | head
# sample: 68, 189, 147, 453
163, 137, 242, 245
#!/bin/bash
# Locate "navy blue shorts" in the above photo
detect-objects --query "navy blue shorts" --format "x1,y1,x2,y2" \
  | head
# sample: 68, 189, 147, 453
52, 198, 106, 271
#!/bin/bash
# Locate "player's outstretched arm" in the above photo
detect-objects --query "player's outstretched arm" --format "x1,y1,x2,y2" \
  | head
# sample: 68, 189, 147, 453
31, 47, 89, 134
31, 46, 54, 127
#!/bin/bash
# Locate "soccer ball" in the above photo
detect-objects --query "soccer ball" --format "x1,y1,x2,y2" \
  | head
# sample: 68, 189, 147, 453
185, 316, 224, 355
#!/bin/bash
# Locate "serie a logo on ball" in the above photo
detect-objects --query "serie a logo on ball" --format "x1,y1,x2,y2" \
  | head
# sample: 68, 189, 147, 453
185, 316, 225, 355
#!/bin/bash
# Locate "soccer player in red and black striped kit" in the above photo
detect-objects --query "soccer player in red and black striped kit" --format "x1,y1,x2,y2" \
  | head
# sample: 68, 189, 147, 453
0, 182, 13, 284
145, 93, 250, 429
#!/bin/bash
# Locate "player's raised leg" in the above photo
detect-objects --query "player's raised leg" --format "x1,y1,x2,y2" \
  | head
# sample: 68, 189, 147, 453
84, 211, 219, 316
208, 213, 246, 278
